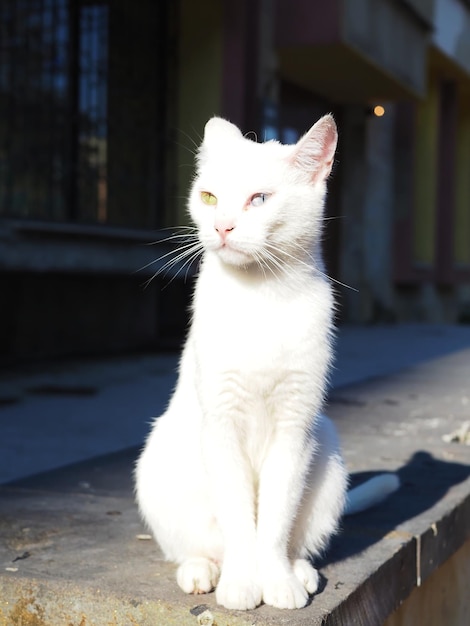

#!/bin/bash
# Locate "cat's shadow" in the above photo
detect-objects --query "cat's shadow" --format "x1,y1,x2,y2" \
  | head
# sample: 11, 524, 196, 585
319, 450, 470, 567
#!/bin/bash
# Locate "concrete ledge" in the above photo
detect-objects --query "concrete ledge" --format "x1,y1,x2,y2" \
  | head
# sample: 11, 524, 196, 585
1, 348, 470, 625
0, 219, 190, 278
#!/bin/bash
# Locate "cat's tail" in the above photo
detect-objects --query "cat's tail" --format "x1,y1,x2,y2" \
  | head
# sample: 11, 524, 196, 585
344, 473, 400, 516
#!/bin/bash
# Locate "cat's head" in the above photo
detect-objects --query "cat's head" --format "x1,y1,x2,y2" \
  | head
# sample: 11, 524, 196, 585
188, 114, 337, 270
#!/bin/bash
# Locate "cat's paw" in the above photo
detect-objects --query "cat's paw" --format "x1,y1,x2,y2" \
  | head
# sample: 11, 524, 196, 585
262, 573, 309, 609
293, 558, 319, 595
176, 557, 220, 594
216, 576, 262, 610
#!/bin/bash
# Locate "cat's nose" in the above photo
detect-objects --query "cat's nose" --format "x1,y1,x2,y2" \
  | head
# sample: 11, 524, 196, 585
214, 218, 235, 241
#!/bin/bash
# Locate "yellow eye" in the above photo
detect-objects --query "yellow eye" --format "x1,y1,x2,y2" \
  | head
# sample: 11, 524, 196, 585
201, 191, 217, 206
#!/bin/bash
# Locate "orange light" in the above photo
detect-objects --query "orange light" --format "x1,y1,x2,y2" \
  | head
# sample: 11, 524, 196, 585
373, 105, 385, 117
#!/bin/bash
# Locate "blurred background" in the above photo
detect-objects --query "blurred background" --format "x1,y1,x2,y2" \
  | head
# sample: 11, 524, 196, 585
1, 0, 470, 365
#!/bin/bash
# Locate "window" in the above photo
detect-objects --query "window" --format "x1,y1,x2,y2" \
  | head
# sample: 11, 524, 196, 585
78, 1, 108, 223
0, 0, 173, 228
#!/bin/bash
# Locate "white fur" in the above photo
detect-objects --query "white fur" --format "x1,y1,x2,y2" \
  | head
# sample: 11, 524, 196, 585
345, 473, 400, 516
135, 115, 393, 611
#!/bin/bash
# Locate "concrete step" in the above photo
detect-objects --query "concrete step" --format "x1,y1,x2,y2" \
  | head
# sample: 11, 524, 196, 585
2, 345, 470, 625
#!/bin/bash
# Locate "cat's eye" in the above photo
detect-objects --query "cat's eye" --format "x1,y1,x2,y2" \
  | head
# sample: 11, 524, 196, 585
200, 191, 217, 206
249, 193, 270, 207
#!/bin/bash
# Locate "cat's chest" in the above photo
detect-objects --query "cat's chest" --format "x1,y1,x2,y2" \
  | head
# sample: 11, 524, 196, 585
204, 293, 291, 350
192, 268, 324, 372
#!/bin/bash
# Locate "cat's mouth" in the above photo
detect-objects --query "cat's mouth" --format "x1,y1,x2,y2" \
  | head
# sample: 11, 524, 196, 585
215, 240, 253, 266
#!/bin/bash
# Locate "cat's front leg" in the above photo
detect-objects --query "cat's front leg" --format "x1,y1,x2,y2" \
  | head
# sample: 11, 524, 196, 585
201, 412, 262, 610
256, 422, 316, 609
216, 558, 262, 611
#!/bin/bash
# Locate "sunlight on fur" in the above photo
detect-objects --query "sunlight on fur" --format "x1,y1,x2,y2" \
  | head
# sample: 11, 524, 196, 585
135, 115, 398, 611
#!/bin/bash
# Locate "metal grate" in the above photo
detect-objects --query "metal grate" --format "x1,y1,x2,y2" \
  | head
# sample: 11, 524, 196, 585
77, 1, 108, 222
0, 0, 175, 229
0, 0, 108, 222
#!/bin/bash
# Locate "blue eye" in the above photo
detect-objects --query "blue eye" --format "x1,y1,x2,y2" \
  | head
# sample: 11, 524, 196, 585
250, 193, 270, 207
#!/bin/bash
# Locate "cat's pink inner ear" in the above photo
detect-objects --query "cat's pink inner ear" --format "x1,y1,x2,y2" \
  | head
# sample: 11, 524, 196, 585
291, 114, 338, 183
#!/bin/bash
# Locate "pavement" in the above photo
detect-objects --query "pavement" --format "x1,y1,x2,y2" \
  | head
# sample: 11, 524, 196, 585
1, 323, 470, 484
1, 323, 470, 625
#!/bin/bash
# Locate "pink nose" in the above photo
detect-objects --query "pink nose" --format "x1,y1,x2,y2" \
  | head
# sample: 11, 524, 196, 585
214, 218, 235, 241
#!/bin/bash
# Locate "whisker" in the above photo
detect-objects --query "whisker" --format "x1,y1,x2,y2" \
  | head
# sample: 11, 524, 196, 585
179, 247, 203, 283
189, 125, 204, 144
160, 253, 199, 291
143, 234, 197, 247
143, 228, 198, 246
319, 273, 359, 292
156, 225, 197, 232
183, 252, 201, 282
141, 242, 203, 290
137, 226, 203, 287
136, 240, 200, 274
141, 272, 159, 290
321, 215, 345, 222
157, 242, 203, 277
264, 241, 358, 292
173, 142, 197, 158
264, 242, 313, 274
159, 246, 203, 291
251, 248, 270, 280
177, 127, 201, 153
258, 246, 288, 278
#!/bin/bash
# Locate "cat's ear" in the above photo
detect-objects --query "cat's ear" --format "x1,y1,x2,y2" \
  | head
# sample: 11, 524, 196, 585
203, 117, 243, 143
290, 114, 338, 183
197, 117, 243, 167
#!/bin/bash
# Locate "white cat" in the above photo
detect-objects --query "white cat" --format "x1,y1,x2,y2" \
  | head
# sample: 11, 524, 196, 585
135, 115, 398, 611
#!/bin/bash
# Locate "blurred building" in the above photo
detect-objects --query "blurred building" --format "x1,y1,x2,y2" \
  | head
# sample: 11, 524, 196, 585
1, 0, 470, 362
